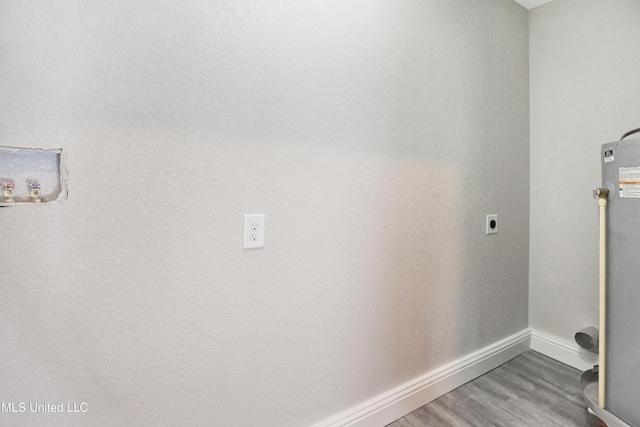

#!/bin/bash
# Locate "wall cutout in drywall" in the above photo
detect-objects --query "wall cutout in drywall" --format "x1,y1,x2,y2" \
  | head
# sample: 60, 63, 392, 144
0, 146, 68, 205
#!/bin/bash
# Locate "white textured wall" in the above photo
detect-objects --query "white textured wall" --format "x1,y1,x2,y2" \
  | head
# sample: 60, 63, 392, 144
529, 0, 640, 343
0, 1, 529, 426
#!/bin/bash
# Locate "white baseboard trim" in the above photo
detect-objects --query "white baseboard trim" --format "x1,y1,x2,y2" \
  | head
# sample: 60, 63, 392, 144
530, 329, 598, 372
312, 329, 531, 427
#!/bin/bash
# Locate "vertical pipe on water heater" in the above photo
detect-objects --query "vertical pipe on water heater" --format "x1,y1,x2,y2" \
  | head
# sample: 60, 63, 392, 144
597, 188, 609, 408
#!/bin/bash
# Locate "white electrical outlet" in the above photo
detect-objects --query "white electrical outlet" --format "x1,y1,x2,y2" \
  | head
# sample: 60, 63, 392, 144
243, 214, 265, 249
486, 214, 498, 235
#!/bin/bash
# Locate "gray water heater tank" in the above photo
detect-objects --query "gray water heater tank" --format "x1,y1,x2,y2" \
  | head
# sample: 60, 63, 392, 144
601, 138, 640, 426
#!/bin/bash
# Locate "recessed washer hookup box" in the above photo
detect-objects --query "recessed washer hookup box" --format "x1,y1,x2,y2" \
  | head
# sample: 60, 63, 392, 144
0, 146, 68, 205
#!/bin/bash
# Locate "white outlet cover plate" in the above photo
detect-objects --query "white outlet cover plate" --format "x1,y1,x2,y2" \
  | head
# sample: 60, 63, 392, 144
243, 214, 265, 249
486, 214, 498, 235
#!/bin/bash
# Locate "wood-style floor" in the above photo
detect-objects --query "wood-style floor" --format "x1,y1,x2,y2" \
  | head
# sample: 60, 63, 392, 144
387, 350, 601, 427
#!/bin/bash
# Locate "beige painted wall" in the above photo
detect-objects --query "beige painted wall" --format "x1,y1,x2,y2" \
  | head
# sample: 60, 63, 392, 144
0, 1, 529, 425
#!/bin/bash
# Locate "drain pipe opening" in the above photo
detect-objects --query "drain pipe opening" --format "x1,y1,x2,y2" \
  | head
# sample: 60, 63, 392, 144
576, 327, 599, 353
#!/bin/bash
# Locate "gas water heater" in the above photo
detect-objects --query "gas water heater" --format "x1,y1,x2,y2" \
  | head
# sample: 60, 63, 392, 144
596, 132, 640, 426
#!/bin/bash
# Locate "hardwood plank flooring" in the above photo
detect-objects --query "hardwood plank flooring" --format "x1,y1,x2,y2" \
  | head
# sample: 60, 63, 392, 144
387, 350, 601, 427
